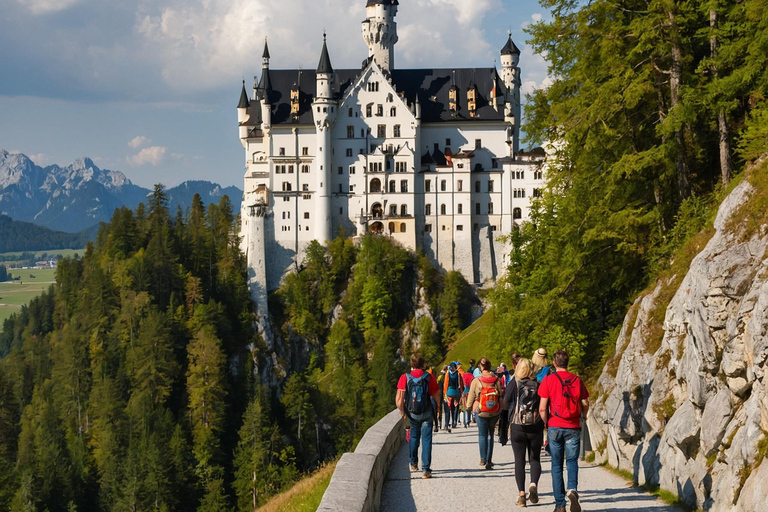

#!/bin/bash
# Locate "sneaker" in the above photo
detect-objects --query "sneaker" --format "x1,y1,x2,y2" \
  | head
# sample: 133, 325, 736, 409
528, 483, 538, 504
485, 463, 493, 470
433, 426, 439, 433
566, 490, 581, 512
410, 463, 418, 471
422, 471, 432, 479
447, 427, 451, 433
479, 459, 486, 466
515, 494, 526, 507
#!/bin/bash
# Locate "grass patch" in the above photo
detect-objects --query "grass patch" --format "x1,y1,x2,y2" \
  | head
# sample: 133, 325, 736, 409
440, 309, 504, 367
256, 461, 336, 512
585, 451, 596, 463
0, 248, 84, 266
603, 463, 698, 511
0, 267, 58, 325
727, 158, 768, 241
653, 395, 677, 426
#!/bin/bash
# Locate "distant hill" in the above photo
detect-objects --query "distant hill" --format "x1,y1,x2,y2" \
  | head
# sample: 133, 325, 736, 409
0, 214, 98, 253
0, 150, 242, 233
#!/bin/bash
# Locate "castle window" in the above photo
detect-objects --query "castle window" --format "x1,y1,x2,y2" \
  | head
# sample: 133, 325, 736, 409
361, 129, 366, 137
370, 178, 382, 193
340, 207, 344, 214
425, 180, 431, 192
475, 181, 480, 192
338, 184, 343, 193
377, 124, 386, 138
288, 165, 294, 173
457, 180, 463, 191
370, 162, 383, 173
279, 147, 285, 156
488, 202, 494, 214
458, 204, 463, 214
391, 107, 397, 117
441, 180, 446, 191
440, 204, 446, 215
457, 163, 464, 169
366, 104, 372, 117
491, 158, 498, 168
400, 223, 406, 233
442, 225, 446, 231
323, 107, 327, 113
302, 147, 309, 156
390, 205, 398, 216
475, 203, 480, 214
377, 104, 383, 116
457, 225, 463, 231
445, 138, 451, 146
346, 148, 353, 157
282, 182, 292, 191
491, 225, 497, 231
533, 188, 542, 198
338, 166, 343, 175
301, 165, 310, 173
389, 181, 396, 193
535, 170, 543, 180
389, 221, 396, 232
349, 107, 353, 117
347, 126, 355, 138
303, 184, 309, 191
283, 196, 290, 202
349, 166, 356, 174
475, 139, 481, 149
304, 212, 310, 219
488, 180, 494, 193
393, 125, 400, 137
401, 204, 408, 216
425, 224, 432, 232
303, 194, 311, 199
395, 161, 406, 173
425, 204, 432, 215
400, 180, 408, 193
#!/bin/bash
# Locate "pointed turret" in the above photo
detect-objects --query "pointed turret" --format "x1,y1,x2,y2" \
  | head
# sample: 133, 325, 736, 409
238, 80, 250, 109
315, 33, 335, 100
262, 38, 270, 66
317, 34, 334, 74
500, 32, 521, 152
500, 34, 520, 56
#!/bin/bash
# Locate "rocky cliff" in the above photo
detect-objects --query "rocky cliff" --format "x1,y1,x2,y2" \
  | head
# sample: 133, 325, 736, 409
589, 159, 768, 512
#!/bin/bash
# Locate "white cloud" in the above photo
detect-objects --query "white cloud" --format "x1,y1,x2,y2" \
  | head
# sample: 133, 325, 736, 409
127, 146, 167, 166
532, 13, 542, 22
128, 135, 151, 148
17, 0, 84, 15
27, 152, 54, 165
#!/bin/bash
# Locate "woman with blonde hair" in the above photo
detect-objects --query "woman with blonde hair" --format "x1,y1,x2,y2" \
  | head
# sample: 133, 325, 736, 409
465, 357, 503, 469
532, 347, 551, 382
503, 357, 545, 507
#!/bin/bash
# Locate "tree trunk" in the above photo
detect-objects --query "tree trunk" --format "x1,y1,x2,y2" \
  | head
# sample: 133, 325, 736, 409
710, 9, 733, 184
668, 9, 691, 199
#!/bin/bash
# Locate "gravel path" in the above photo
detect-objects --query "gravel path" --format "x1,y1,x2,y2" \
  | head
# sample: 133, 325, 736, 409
381, 425, 680, 512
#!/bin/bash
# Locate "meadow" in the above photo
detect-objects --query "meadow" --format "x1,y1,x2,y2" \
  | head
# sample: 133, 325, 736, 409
0, 267, 57, 325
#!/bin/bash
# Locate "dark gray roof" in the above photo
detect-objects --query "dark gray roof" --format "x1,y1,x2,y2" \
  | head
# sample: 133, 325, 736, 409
501, 35, 521, 55
254, 66, 508, 125
262, 40, 270, 59
367, 0, 398, 5
317, 38, 333, 74
257, 68, 276, 103
238, 82, 250, 108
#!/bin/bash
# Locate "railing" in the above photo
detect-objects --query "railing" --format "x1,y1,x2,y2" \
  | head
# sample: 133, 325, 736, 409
317, 409, 404, 512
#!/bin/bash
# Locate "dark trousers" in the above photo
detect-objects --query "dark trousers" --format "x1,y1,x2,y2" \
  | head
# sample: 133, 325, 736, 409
510, 422, 544, 493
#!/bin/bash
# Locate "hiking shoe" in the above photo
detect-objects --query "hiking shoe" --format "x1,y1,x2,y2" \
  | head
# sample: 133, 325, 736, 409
479, 459, 486, 466
566, 490, 581, 512
410, 463, 418, 471
528, 483, 538, 504
422, 471, 432, 479
485, 463, 493, 470
554, 507, 566, 512
515, 494, 526, 507
447, 427, 451, 433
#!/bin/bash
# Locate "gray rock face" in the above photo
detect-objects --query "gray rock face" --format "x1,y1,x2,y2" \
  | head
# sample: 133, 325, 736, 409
590, 171, 768, 512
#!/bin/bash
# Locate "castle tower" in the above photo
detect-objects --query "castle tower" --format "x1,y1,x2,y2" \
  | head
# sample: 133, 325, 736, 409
312, 34, 337, 243
361, 0, 399, 73
500, 33, 521, 152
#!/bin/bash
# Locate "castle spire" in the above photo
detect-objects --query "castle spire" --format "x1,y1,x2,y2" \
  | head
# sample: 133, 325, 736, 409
262, 38, 270, 68
317, 32, 334, 74
238, 80, 250, 109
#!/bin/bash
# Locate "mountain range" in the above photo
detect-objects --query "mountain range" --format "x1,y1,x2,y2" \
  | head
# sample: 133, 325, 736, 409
0, 150, 242, 233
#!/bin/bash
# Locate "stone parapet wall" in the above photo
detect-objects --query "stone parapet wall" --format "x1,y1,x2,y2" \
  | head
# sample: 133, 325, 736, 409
318, 409, 404, 512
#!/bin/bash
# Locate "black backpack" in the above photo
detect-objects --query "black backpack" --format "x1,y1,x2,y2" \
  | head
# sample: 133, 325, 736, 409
512, 378, 539, 425
405, 373, 431, 417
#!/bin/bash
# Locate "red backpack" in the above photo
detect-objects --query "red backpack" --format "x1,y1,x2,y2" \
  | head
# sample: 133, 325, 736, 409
478, 377, 500, 414
552, 373, 583, 420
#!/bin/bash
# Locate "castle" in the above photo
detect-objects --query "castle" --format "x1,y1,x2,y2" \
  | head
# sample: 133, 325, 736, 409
238, 0, 545, 328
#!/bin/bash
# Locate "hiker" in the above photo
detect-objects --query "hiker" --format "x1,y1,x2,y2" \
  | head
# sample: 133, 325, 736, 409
443, 362, 463, 432
466, 358, 476, 375
532, 347, 551, 382
504, 357, 545, 508
461, 365, 475, 427
396, 353, 441, 479
465, 357, 502, 470
538, 350, 590, 512
434, 365, 447, 432
510, 352, 521, 371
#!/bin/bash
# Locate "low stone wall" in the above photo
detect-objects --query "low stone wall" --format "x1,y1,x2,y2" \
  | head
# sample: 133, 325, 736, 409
317, 409, 404, 512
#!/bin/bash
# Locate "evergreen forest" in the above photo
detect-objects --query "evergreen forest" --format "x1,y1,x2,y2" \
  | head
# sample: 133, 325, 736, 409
489, 0, 768, 375
0, 186, 474, 511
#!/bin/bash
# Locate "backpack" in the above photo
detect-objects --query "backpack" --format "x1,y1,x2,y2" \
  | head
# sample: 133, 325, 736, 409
551, 373, 583, 420
405, 373, 432, 418
446, 371, 461, 398
512, 379, 539, 425
478, 378, 500, 414
536, 366, 552, 383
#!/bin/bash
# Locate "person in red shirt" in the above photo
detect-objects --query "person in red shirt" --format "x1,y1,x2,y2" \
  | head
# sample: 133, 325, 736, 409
538, 350, 589, 512
396, 353, 441, 479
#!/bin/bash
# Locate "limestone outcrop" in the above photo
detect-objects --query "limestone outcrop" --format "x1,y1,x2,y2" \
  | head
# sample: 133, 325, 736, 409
589, 165, 768, 512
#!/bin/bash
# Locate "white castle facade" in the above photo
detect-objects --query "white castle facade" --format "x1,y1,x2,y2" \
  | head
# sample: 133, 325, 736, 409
238, 0, 545, 324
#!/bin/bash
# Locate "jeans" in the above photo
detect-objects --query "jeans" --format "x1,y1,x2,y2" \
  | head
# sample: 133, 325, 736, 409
409, 416, 433, 471
548, 427, 581, 507
463, 408, 471, 426
476, 415, 499, 464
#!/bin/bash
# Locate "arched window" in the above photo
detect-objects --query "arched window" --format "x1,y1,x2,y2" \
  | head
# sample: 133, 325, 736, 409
458, 204, 463, 214
400, 223, 407, 233
371, 203, 383, 218
370, 178, 381, 193
389, 181, 396, 193
440, 204, 446, 215
390, 107, 397, 117
388, 222, 395, 233
400, 204, 408, 216
513, 207, 522, 219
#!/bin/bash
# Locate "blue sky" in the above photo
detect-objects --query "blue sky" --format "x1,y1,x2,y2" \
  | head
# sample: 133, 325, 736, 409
0, 0, 550, 188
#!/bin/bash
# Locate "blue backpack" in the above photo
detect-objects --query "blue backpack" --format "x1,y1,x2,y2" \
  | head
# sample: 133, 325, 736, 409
406, 373, 432, 417
536, 366, 552, 383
